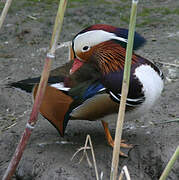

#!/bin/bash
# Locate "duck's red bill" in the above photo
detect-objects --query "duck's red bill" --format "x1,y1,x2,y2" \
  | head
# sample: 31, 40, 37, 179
70, 58, 83, 74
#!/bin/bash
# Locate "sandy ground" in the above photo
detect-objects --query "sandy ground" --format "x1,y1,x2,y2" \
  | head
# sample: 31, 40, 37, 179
0, 0, 179, 179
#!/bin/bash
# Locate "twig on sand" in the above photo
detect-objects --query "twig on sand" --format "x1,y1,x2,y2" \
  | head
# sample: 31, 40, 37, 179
157, 61, 179, 68
153, 118, 179, 125
27, 15, 37, 20
159, 146, 179, 180
118, 166, 131, 180
71, 134, 100, 180
3, 122, 17, 131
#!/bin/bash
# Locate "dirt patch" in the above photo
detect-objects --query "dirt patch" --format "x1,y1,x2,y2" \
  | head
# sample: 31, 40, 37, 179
0, 0, 179, 179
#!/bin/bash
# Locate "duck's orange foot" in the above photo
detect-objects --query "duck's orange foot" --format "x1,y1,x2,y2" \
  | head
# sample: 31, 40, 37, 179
101, 120, 133, 157
107, 138, 133, 157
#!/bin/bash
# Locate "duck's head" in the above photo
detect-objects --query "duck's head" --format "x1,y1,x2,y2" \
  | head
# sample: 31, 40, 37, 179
69, 24, 146, 75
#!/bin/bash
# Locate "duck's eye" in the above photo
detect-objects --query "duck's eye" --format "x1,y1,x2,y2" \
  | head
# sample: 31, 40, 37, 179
82, 46, 90, 52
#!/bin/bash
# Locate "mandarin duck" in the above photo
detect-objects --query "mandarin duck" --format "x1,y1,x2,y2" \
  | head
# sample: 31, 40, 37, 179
10, 24, 164, 157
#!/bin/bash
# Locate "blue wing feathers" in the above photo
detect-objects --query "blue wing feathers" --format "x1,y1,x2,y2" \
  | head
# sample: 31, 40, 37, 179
83, 83, 105, 100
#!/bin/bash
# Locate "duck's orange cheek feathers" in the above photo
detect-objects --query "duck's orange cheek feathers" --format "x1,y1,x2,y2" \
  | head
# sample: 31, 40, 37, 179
70, 58, 84, 74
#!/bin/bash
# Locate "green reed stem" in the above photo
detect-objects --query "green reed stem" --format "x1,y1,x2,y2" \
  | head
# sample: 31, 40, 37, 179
110, 1, 139, 180
159, 146, 179, 180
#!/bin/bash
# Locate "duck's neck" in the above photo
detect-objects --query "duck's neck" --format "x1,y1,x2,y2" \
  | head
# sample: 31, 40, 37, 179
96, 52, 139, 75
92, 41, 139, 75
68, 62, 101, 87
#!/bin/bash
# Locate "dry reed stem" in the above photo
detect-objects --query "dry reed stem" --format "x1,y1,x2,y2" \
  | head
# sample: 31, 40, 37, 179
79, 135, 92, 166
118, 166, 131, 180
0, 0, 12, 30
71, 134, 99, 180
2, 1, 68, 179
71, 146, 92, 167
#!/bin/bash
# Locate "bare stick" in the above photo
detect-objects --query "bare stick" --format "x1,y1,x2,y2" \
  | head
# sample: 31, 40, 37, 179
110, 1, 139, 180
2, 1, 68, 179
159, 146, 179, 180
0, 0, 12, 30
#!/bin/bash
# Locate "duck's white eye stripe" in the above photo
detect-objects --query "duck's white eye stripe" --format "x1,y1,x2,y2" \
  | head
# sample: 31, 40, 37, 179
112, 36, 127, 43
74, 30, 127, 53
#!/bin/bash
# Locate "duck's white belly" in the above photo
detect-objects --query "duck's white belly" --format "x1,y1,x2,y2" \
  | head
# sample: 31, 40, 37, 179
132, 64, 164, 116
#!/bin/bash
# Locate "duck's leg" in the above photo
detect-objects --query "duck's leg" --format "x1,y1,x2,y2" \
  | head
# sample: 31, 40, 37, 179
101, 120, 133, 157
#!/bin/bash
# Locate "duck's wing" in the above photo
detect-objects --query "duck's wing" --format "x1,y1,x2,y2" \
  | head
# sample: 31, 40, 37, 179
8, 61, 72, 93
33, 84, 73, 136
